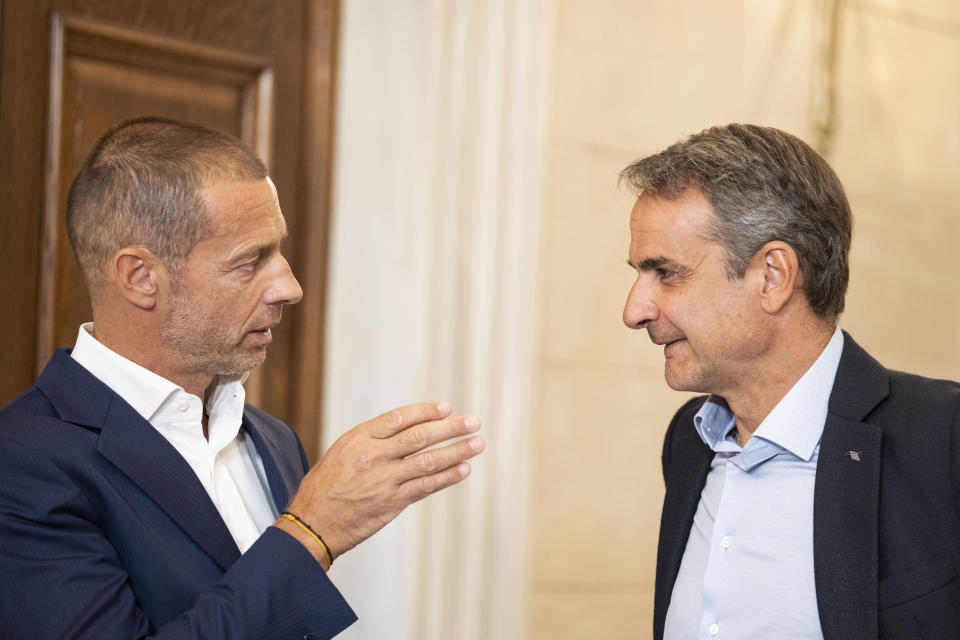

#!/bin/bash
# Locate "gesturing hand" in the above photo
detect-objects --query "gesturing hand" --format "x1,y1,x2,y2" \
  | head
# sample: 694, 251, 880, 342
277, 402, 484, 566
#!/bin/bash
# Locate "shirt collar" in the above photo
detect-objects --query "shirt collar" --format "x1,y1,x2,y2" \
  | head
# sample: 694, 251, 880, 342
693, 397, 739, 453
694, 328, 845, 462
70, 323, 247, 425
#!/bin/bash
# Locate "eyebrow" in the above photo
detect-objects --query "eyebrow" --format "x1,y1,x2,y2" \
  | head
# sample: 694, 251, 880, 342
227, 241, 277, 265
626, 256, 693, 276
229, 246, 263, 262
225, 228, 289, 265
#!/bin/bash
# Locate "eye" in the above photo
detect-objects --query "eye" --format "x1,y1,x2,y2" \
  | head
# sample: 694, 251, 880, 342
233, 258, 261, 277
656, 267, 676, 280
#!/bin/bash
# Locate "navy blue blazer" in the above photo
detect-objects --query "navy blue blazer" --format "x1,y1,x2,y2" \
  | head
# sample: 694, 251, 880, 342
0, 349, 357, 639
654, 333, 960, 640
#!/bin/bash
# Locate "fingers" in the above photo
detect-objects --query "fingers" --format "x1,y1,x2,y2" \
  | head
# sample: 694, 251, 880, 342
398, 434, 485, 480
386, 414, 482, 458
398, 459, 476, 504
364, 401, 453, 439
284, 402, 485, 561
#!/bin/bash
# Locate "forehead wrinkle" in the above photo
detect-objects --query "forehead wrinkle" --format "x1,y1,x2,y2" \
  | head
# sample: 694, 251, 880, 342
206, 185, 285, 232
223, 217, 285, 261
629, 222, 718, 272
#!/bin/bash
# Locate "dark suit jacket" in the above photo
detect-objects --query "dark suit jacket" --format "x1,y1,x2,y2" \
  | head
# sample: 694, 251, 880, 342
0, 349, 357, 639
654, 332, 960, 640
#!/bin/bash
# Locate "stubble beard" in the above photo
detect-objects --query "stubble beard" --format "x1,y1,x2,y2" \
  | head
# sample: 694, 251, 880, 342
160, 288, 268, 379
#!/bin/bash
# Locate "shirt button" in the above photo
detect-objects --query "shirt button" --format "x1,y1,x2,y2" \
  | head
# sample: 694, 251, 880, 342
721, 536, 732, 548
178, 401, 189, 412
709, 623, 720, 636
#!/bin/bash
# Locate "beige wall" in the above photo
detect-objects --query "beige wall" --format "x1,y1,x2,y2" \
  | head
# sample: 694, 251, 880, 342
528, 1, 960, 638
834, 0, 960, 378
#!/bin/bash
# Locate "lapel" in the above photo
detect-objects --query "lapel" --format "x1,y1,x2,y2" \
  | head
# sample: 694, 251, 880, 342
814, 332, 888, 640
37, 350, 242, 571
654, 398, 713, 639
242, 410, 298, 512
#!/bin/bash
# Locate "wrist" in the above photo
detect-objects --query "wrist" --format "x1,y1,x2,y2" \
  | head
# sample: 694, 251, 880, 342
273, 515, 331, 571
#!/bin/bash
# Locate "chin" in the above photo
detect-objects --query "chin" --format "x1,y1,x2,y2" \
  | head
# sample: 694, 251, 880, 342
663, 366, 706, 393
665, 378, 694, 392
213, 352, 267, 378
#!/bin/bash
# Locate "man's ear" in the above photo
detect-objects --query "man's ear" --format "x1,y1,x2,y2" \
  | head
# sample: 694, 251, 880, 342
111, 247, 167, 310
752, 241, 801, 314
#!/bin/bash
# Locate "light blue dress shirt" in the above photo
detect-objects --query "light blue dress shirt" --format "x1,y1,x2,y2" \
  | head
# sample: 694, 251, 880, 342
663, 328, 844, 640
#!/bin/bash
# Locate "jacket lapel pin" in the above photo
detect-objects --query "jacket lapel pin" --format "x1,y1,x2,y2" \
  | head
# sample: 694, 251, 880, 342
847, 450, 862, 462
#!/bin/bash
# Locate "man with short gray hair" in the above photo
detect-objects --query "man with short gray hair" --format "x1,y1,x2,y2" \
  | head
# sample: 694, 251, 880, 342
622, 124, 960, 640
0, 117, 485, 639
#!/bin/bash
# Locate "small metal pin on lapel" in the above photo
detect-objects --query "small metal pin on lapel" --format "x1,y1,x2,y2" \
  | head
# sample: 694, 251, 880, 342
847, 450, 862, 462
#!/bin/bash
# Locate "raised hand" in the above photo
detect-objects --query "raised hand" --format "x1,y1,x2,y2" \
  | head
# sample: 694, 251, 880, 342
275, 402, 484, 567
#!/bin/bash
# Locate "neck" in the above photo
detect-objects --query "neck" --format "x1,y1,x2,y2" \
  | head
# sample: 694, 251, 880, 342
92, 315, 215, 400
724, 321, 836, 439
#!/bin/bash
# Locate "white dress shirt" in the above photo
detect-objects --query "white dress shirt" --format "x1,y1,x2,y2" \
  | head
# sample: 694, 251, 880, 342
71, 323, 278, 552
664, 328, 844, 640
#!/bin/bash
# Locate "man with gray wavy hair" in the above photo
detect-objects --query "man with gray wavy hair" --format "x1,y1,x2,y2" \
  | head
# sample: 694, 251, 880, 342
621, 124, 960, 640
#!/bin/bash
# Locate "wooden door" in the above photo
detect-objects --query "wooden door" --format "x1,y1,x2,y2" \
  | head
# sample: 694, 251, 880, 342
0, 0, 337, 460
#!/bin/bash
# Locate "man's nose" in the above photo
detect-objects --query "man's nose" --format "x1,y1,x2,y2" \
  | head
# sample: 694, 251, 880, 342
264, 255, 304, 306
622, 276, 659, 329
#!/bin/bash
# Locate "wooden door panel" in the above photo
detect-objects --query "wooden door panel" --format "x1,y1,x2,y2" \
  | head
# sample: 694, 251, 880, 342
52, 0, 273, 56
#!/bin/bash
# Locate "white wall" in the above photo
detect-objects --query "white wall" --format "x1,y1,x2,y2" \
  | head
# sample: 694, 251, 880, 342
324, 1, 549, 637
